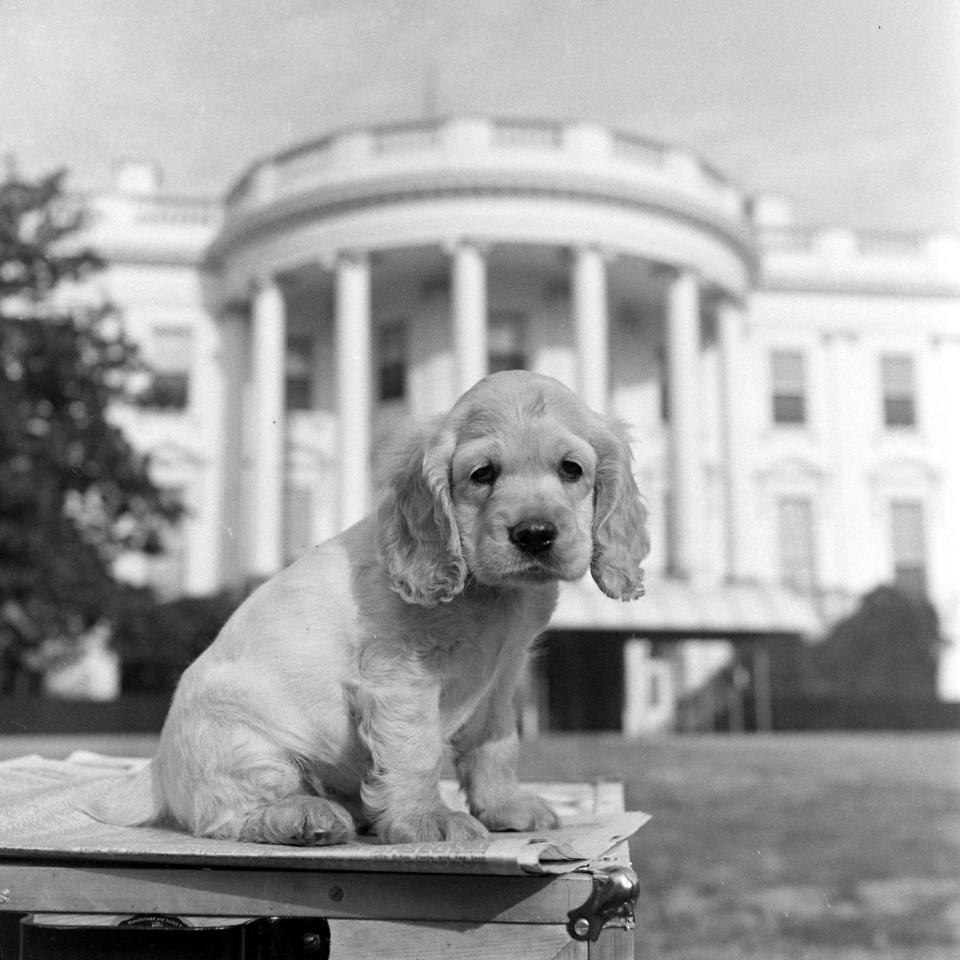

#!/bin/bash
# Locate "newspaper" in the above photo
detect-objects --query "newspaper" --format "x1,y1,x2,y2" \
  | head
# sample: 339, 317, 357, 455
0, 752, 649, 876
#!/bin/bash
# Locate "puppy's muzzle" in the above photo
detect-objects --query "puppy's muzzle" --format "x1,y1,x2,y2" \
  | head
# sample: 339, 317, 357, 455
508, 519, 558, 556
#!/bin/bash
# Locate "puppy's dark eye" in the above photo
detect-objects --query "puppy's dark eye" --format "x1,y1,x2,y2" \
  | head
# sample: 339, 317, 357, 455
470, 464, 498, 486
559, 459, 583, 482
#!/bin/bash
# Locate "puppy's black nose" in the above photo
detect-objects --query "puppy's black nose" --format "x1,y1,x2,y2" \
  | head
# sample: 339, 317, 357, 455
509, 520, 557, 556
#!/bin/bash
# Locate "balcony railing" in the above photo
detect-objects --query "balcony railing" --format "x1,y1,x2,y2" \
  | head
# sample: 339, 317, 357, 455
222, 116, 750, 224
85, 193, 222, 232
758, 225, 960, 271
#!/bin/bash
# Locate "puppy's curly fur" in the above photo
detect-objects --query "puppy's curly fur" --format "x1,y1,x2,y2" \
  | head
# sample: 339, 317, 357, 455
89, 371, 649, 845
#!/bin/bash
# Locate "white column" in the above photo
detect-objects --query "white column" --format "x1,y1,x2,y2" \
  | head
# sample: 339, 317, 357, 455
215, 306, 248, 587
335, 251, 373, 530
718, 299, 751, 581
822, 330, 868, 592
622, 639, 649, 738
666, 269, 702, 580
451, 240, 488, 394
622, 639, 675, 735
177, 312, 222, 595
934, 336, 960, 700
572, 245, 610, 413
249, 279, 286, 578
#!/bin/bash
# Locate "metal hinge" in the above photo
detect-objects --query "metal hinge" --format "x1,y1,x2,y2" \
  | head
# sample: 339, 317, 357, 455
567, 865, 640, 942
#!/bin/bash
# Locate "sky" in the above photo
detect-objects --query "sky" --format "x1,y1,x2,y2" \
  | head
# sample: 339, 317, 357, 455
1, 0, 958, 233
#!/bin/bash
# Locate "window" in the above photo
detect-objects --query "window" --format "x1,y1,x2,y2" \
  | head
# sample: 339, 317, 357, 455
284, 486, 313, 563
890, 500, 927, 595
488, 311, 526, 373
658, 345, 670, 423
648, 671, 661, 709
378, 322, 407, 402
881, 354, 917, 429
777, 497, 816, 591
147, 486, 186, 599
771, 350, 806, 425
285, 335, 313, 411
140, 326, 192, 410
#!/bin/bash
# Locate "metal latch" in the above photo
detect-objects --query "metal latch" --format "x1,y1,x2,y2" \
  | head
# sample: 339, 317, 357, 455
567, 865, 640, 942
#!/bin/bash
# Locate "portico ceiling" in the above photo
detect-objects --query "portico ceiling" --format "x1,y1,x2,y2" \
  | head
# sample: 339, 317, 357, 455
552, 576, 823, 640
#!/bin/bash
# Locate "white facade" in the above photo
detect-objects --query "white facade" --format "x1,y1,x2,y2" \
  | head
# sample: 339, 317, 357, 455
73, 120, 960, 709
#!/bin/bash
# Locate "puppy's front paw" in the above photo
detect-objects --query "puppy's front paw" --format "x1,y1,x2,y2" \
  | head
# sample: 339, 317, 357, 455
378, 808, 489, 844
474, 793, 561, 833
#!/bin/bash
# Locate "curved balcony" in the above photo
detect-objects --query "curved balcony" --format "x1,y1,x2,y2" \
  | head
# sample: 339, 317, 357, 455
209, 117, 757, 292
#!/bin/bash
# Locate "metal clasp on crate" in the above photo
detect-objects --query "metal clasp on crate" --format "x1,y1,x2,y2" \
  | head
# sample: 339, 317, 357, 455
567, 865, 640, 942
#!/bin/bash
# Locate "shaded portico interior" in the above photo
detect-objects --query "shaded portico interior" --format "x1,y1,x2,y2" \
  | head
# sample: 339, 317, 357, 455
532, 577, 822, 735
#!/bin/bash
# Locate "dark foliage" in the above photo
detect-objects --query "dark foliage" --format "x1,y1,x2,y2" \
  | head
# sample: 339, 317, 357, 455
0, 165, 183, 685
810, 584, 941, 698
0, 167, 101, 300
110, 587, 243, 692
761, 584, 942, 702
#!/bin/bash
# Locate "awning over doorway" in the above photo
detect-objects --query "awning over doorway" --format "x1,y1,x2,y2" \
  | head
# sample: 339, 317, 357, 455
551, 576, 823, 639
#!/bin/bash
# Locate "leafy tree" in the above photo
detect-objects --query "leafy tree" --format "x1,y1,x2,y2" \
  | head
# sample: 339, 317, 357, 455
0, 166, 182, 691
810, 585, 942, 699
112, 588, 242, 693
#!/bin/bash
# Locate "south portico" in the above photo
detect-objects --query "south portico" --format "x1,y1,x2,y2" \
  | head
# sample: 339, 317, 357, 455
208, 235, 750, 593
64, 117, 960, 718
193, 114, 780, 737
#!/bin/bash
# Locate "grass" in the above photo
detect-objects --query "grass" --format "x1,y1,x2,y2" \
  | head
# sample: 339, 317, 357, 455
520, 733, 960, 959
2, 731, 958, 958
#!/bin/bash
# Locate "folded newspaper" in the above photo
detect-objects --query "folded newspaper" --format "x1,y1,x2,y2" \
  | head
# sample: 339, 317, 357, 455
0, 752, 649, 876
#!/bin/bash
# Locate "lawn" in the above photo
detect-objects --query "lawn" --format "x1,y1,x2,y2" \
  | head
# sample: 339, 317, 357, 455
2, 731, 958, 959
520, 733, 960, 959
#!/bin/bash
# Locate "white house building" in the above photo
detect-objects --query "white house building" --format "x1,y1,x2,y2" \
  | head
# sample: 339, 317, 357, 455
72, 117, 960, 727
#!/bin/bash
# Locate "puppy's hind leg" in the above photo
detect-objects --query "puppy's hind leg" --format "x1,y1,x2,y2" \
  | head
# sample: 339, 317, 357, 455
229, 794, 356, 846
203, 749, 357, 846
159, 723, 356, 846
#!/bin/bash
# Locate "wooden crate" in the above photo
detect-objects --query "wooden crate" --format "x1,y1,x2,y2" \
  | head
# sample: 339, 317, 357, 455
0, 780, 642, 959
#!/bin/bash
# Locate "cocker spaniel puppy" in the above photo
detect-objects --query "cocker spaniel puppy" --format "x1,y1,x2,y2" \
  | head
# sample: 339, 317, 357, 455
91, 370, 649, 845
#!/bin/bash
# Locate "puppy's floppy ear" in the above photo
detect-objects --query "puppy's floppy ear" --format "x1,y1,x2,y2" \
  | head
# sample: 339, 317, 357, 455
376, 419, 467, 606
589, 416, 650, 601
